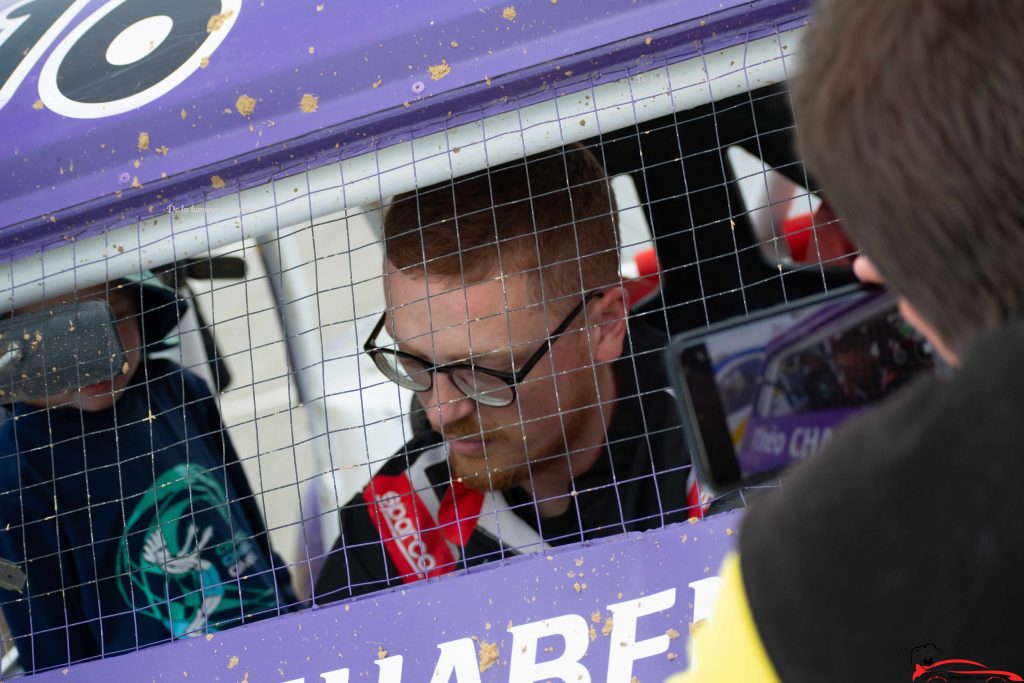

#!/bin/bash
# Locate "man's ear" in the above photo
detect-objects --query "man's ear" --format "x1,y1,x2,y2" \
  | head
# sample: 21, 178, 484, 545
587, 286, 629, 364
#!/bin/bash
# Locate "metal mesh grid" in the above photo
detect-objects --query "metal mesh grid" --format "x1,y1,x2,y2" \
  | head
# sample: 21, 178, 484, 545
0, 28, 859, 676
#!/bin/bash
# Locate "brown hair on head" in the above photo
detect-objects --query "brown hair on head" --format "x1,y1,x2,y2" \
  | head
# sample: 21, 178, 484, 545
791, 0, 1024, 354
382, 143, 619, 306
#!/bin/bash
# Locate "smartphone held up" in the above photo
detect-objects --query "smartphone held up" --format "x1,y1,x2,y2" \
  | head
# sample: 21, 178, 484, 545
667, 286, 939, 497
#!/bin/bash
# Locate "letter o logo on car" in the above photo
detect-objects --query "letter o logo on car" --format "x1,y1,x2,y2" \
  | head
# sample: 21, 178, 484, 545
38, 0, 241, 118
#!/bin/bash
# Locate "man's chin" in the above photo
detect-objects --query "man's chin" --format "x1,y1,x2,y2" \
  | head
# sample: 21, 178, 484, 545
448, 448, 529, 493
448, 447, 562, 494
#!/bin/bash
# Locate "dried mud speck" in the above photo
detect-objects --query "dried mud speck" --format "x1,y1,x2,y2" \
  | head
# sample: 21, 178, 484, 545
235, 95, 256, 117
478, 640, 498, 672
207, 11, 234, 32
429, 60, 451, 80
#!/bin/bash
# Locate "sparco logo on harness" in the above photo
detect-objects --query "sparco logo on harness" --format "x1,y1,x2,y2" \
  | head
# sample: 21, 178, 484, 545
363, 473, 456, 583
375, 492, 438, 575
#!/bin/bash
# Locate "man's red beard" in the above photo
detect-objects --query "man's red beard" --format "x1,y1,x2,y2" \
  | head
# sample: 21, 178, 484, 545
442, 418, 547, 492
439, 385, 597, 493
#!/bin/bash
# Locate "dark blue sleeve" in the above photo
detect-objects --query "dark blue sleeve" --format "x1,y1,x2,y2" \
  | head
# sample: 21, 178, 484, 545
178, 366, 300, 610
0, 425, 97, 673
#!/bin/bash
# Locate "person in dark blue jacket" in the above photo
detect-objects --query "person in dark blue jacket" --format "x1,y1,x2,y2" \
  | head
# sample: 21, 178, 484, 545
0, 276, 295, 674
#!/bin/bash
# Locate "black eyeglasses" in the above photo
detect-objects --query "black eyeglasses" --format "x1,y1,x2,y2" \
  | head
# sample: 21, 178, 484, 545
363, 291, 602, 408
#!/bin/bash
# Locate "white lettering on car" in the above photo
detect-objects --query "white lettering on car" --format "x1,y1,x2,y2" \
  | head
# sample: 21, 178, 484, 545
788, 426, 834, 459
282, 588, 681, 683
750, 425, 787, 455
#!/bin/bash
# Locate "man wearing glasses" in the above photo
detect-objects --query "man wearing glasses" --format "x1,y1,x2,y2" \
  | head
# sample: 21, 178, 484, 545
314, 144, 695, 601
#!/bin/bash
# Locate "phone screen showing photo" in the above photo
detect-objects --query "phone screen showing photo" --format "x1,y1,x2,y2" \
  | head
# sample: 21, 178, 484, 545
675, 288, 936, 491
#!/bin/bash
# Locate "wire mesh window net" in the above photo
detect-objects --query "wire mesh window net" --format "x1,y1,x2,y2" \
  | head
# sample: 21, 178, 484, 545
0, 25, 862, 677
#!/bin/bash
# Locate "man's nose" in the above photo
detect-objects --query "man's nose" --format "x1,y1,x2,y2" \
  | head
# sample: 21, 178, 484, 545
424, 372, 477, 429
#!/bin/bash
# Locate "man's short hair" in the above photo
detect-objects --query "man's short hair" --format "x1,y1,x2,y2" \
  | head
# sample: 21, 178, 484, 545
791, 0, 1024, 354
382, 143, 619, 303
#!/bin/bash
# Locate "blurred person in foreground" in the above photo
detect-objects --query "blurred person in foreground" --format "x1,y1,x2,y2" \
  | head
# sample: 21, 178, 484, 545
0, 277, 296, 674
315, 144, 697, 601
672, 1, 1024, 680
